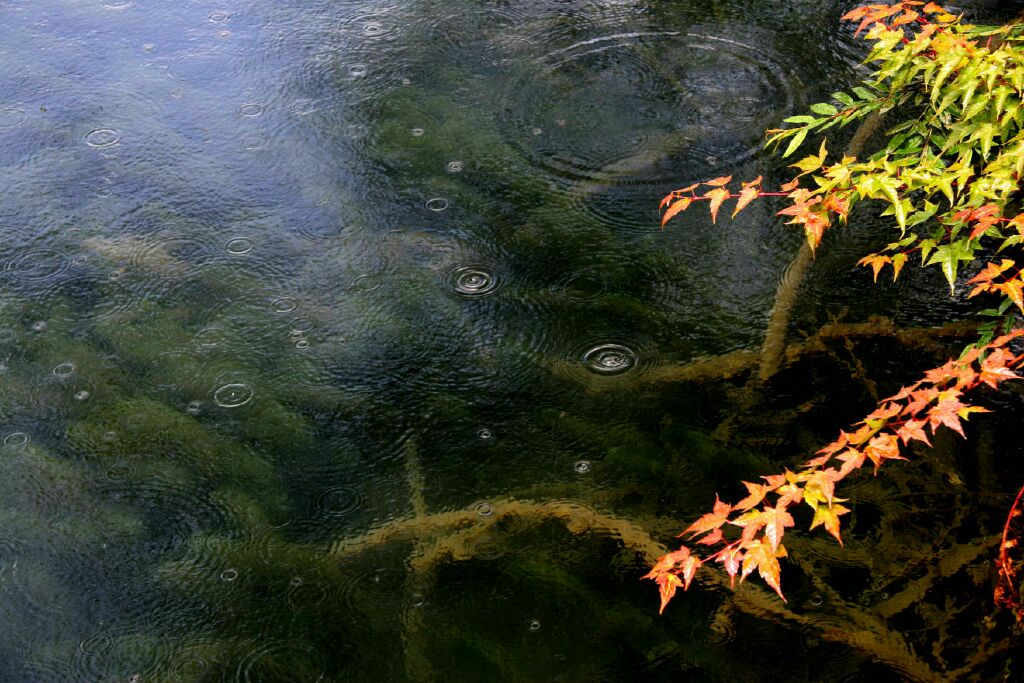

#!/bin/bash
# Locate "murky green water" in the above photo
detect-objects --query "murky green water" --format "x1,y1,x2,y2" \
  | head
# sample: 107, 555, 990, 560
2, 0, 1023, 681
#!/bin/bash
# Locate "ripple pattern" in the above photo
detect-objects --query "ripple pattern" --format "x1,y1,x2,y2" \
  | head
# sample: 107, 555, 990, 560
446, 265, 503, 298
498, 31, 801, 184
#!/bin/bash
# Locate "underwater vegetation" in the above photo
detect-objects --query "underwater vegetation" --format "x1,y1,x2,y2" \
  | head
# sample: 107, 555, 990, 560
0, 0, 1022, 681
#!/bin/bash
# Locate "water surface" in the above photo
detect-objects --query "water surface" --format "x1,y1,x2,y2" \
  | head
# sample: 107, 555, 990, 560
1, 0, 1022, 681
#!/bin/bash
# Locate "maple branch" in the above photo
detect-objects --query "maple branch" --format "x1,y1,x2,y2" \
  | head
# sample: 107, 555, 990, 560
645, 330, 1024, 611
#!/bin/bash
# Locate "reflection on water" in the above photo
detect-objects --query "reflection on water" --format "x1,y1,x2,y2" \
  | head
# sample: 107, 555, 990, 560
0, 0, 1022, 680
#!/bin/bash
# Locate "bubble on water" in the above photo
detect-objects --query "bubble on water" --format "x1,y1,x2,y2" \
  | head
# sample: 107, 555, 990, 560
270, 297, 298, 313
448, 266, 501, 298
528, 619, 542, 632
425, 197, 448, 212
581, 343, 637, 375
213, 383, 254, 408
84, 128, 120, 148
808, 593, 824, 607
294, 339, 310, 350
409, 592, 426, 608
3, 432, 29, 448
574, 460, 591, 474
238, 102, 264, 118
401, 77, 412, 86
289, 576, 303, 587
220, 568, 238, 582
31, 321, 47, 331
52, 362, 76, 378
447, 160, 464, 173
410, 127, 424, 137
208, 10, 230, 23
477, 428, 493, 441
224, 237, 254, 255
74, 390, 90, 401
363, 21, 386, 36
102, 431, 118, 442
474, 501, 494, 517
348, 64, 368, 77
531, 127, 542, 136
0, 108, 27, 129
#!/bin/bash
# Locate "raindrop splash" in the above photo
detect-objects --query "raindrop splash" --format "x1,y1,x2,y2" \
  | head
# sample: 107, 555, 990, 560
581, 344, 637, 375
213, 383, 254, 408
449, 266, 501, 298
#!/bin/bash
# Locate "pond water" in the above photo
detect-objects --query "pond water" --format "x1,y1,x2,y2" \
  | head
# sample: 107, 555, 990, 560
1, 0, 1023, 681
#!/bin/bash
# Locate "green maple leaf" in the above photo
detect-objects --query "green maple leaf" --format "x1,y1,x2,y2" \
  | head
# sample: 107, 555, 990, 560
925, 239, 977, 293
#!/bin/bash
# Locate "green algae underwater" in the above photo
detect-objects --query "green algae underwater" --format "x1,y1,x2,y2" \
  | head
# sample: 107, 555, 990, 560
1, 0, 1023, 680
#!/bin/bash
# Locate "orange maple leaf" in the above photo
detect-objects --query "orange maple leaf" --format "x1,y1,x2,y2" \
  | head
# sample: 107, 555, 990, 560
762, 504, 795, 552
740, 538, 787, 601
661, 197, 692, 227
734, 481, 770, 511
810, 502, 851, 545
928, 393, 967, 436
967, 259, 1016, 286
823, 192, 851, 220
683, 495, 733, 538
705, 187, 730, 224
864, 433, 905, 471
654, 572, 682, 614
704, 175, 733, 187
698, 528, 724, 546
890, 10, 920, 26
994, 277, 1024, 313
859, 254, 892, 282
715, 544, 744, 587
896, 418, 932, 446
979, 348, 1020, 388
836, 448, 866, 479
732, 176, 763, 218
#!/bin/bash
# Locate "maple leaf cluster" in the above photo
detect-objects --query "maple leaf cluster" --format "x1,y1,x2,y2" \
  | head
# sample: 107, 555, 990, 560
645, 330, 1024, 613
652, 1, 1024, 619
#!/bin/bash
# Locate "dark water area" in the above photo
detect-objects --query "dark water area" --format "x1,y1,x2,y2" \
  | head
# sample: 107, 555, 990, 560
1, 0, 1024, 681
